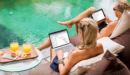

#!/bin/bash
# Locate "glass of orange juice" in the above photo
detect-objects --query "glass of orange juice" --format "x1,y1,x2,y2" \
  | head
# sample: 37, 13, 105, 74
10, 42, 19, 53
23, 43, 31, 54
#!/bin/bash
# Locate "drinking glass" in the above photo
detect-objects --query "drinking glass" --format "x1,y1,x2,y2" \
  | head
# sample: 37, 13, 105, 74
10, 42, 19, 53
23, 43, 31, 54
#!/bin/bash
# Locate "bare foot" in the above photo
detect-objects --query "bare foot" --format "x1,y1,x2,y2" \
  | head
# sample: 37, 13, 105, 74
57, 21, 73, 28
43, 61, 49, 64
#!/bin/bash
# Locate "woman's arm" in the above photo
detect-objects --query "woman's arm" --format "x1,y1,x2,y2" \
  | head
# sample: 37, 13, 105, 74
57, 50, 83, 75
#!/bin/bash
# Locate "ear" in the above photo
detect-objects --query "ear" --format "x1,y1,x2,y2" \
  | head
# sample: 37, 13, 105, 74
118, 11, 122, 15
117, 11, 120, 15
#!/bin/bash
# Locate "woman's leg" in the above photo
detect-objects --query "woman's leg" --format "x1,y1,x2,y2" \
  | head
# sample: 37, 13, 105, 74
57, 7, 97, 28
43, 48, 57, 64
50, 47, 57, 62
38, 7, 97, 51
37, 38, 51, 51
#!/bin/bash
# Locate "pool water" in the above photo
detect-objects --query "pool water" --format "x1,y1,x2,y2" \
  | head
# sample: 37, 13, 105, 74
0, 0, 130, 48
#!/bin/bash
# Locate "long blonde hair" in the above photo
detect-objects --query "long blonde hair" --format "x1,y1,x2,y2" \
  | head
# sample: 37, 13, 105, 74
117, 0, 130, 13
78, 18, 98, 49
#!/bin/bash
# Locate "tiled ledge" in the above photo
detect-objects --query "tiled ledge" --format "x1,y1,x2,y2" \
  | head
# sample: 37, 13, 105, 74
40, 47, 51, 62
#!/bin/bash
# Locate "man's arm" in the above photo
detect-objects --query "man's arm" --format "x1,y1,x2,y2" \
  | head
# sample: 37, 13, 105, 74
98, 21, 118, 39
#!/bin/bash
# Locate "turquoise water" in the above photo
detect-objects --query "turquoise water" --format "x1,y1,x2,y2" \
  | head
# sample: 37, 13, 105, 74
0, 0, 130, 48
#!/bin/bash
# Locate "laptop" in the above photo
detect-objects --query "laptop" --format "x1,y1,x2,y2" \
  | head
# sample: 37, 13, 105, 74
91, 9, 106, 22
49, 29, 75, 53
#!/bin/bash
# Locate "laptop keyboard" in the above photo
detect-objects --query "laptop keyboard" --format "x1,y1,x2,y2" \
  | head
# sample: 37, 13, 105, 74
54, 44, 75, 53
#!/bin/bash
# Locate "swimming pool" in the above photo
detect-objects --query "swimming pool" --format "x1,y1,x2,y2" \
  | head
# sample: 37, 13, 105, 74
0, 0, 129, 48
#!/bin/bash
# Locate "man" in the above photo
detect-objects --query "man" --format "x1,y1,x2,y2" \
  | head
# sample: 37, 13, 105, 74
37, 0, 130, 51
57, 0, 130, 39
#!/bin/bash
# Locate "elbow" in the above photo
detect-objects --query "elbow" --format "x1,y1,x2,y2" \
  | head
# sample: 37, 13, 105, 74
86, 7, 97, 15
59, 69, 69, 75
59, 71, 66, 75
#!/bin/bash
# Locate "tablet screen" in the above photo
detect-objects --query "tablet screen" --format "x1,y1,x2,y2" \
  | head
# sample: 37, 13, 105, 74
91, 9, 105, 22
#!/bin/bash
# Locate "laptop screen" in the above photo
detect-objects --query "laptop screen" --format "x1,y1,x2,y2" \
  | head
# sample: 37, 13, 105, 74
91, 9, 106, 22
49, 30, 70, 48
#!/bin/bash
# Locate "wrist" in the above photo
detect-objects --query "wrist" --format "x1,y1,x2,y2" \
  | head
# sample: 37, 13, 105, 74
106, 19, 111, 23
107, 19, 110, 22
58, 59, 64, 65
58, 56, 63, 60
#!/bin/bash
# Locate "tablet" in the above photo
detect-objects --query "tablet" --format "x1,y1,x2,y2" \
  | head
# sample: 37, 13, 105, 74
91, 9, 106, 22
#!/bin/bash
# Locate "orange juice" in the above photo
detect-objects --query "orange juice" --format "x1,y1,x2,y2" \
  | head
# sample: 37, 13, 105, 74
10, 42, 19, 53
23, 43, 31, 54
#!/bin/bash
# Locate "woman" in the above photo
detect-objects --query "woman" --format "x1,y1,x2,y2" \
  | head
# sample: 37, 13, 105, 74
50, 18, 103, 75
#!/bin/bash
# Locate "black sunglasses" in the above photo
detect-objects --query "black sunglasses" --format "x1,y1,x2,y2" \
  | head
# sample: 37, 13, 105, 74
113, 7, 122, 13
113, 7, 118, 11
113, 7, 121, 12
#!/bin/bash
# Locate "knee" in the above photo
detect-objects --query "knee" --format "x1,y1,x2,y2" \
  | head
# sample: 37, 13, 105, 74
50, 47, 52, 51
88, 7, 97, 12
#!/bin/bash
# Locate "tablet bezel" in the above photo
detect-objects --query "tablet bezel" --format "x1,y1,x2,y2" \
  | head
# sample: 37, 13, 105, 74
90, 9, 106, 22
49, 29, 70, 49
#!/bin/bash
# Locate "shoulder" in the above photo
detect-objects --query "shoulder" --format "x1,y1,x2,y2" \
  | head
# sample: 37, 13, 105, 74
70, 49, 87, 60
97, 43, 102, 47
67, 50, 84, 66
71, 50, 81, 57
96, 43, 104, 53
89, 43, 104, 56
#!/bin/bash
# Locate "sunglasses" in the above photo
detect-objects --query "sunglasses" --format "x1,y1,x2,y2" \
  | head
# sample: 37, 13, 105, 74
113, 7, 122, 13
113, 7, 121, 11
113, 7, 117, 11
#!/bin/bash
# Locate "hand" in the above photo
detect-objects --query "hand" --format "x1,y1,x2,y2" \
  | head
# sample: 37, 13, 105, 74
57, 49, 64, 59
104, 14, 110, 22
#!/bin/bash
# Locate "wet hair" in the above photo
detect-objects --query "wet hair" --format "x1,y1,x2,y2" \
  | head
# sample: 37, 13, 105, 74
78, 18, 98, 49
117, 0, 130, 13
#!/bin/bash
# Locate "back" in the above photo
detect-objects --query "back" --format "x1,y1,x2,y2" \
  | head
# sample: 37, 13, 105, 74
61, 43, 103, 75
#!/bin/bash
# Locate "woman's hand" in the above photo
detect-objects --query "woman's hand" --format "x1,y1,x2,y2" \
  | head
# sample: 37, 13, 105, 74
57, 50, 64, 60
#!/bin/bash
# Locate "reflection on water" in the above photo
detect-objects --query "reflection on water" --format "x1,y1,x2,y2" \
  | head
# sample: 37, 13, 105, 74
0, 24, 25, 48
0, 0, 129, 48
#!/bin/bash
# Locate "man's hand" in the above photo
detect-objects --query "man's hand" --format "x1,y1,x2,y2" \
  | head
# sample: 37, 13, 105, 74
105, 14, 112, 23
105, 14, 109, 21
57, 49, 64, 60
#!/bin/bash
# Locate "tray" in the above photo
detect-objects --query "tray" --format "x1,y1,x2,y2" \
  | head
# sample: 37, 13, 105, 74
0, 44, 38, 63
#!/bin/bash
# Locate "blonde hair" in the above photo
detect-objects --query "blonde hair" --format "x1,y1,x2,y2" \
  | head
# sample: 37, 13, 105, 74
78, 18, 98, 49
117, 0, 130, 13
